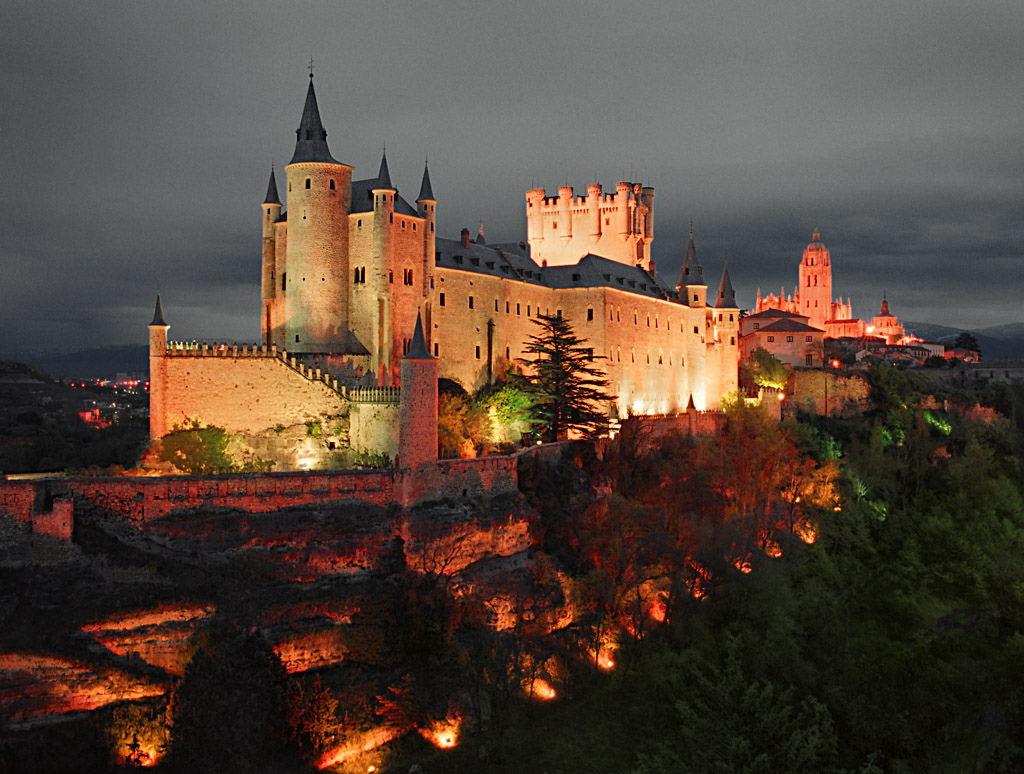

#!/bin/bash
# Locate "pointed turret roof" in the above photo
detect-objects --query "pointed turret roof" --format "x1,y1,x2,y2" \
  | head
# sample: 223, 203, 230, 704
880, 293, 890, 316
715, 265, 736, 308
374, 148, 394, 190
404, 313, 433, 359
289, 75, 339, 165
476, 222, 486, 245
680, 228, 705, 287
263, 167, 281, 205
417, 161, 435, 201
150, 294, 167, 326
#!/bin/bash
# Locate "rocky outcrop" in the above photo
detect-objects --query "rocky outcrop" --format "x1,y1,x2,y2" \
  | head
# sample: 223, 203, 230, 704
0, 653, 165, 729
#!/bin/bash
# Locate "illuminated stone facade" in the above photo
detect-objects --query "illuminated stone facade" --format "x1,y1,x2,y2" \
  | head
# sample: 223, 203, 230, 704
149, 75, 740, 466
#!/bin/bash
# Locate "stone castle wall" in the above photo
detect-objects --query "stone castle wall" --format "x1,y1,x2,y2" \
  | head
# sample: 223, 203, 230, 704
156, 343, 348, 436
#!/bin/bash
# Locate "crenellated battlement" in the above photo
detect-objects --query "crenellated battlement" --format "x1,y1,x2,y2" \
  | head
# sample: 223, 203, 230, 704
165, 341, 278, 358
526, 180, 654, 270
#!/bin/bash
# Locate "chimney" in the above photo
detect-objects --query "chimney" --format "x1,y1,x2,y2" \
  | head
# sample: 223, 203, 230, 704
461, 228, 470, 248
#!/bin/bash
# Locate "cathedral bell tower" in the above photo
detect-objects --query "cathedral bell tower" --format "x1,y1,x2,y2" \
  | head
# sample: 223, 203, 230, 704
798, 230, 832, 331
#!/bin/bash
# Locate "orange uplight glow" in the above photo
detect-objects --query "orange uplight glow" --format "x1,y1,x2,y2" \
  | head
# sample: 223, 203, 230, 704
419, 719, 461, 749
734, 557, 753, 574
648, 596, 667, 623
597, 649, 616, 670
528, 678, 557, 700
764, 541, 783, 558
796, 522, 817, 544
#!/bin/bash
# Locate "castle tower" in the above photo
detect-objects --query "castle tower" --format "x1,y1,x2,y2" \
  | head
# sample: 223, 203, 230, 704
416, 161, 437, 337
371, 149, 396, 383
797, 230, 833, 331
281, 73, 354, 353
677, 227, 706, 307
261, 167, 282, 346
148, 295, 170, 439
399, 313, 438, 471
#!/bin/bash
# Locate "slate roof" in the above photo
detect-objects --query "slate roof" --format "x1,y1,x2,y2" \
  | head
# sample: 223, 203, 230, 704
418, 163, 434, 201
150, 295, 167, 326
716, 266, 736, 308
263, 167, 281, 205
745, 308, 807, 321
349, 177, 419, 216
433, 241, 683, 302
749, 319, 824, 334
289, 76, 340, 165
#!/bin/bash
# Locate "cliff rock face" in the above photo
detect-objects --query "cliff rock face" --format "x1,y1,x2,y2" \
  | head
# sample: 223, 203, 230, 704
0, 653, 165, 729
81, 604, 215, 676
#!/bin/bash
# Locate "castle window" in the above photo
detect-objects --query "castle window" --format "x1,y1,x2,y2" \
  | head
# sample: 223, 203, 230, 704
434, 343, 439, 356
469, 296, 474, 309
329, 179, 335, 190
730, 336, 735, 345
453, 255, 463, 264
282, 272, 286, 291
617, 347, 621, 361
806, 354, 813, 366
605, 218, 610, 225
389, 213, 393, 223
501, 265, 509, 274
305, 178, 310, 189
471, 257, 479, 266
610, 309, 614, 321
572, 273, 581, 282
805, 336, 812, 342
506, 301, 510, 313
646, 353, 650, 364
753, 322, 759, 329
787, 336, 794, 342
646, 314, 650, 327
718, 313, 723, 322
475, 345, 481, 359
430, 278, 434, 289
495, 299, 499, 311
435, 252, 441, 264
306, 130, 311, 140
296, 334, 300, 342
552, 222, 558, 229
430, 223, 434, 232
658, 354, 663, 364
517, 303, 521, 315
527, 305, 531, 316
585, 348, 594, 361
401, 221, 406, 229
288, 182, 292, 192
587, 308, 594, 321
767, 336, 775, 342
486, 261, 495, 269
389, 271, 394, 284
358, 219, 362, 227
694, 326, 699, 334
729, 314, 734, 321
634, 312, 638, 325
631, 349, 635, 363
439, 292, 445, 306
693, 294, 698, 302
413, 223, 416, 231
506, 346, 510, 359
404, 269, 413, 285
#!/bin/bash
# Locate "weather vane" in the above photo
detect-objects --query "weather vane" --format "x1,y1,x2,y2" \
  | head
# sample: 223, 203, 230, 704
308, 56, 315, 78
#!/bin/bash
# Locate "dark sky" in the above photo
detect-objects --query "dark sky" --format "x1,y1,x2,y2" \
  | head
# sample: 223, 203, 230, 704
3, 0, 1022, 352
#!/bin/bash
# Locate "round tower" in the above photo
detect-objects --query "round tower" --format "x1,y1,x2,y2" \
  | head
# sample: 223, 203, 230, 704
283, 73, 353, 353
261, 167, 282, 346
399, 314, 438, 472
148, 295, 170, 439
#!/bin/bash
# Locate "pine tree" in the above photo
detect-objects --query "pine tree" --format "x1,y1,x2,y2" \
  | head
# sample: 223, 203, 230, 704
516, 313, 615, 441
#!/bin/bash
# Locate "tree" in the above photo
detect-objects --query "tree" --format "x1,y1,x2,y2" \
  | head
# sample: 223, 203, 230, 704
953, 331, 981, 355
516, 314, 615, 441
740, 348, 789, 391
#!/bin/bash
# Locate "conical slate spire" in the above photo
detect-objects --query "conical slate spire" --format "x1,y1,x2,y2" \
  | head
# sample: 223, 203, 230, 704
150, 294, 167, 326
417, 161, 434, 201
263, 166, 281, 205
715, 265, 736, 308
680, 228, 705, 287
476, 222, 486, 245
375, 148, 394, 190
404, 313, 433, 359
289, 75, 338, 165
880, 293, 890, 316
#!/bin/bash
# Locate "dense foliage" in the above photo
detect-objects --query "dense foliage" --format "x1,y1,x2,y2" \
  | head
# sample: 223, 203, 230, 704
516, 313, 614, 441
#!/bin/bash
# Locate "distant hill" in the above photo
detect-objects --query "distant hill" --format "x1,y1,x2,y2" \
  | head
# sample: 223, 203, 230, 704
0, 345, 149, 380
903, 321, 1024, 360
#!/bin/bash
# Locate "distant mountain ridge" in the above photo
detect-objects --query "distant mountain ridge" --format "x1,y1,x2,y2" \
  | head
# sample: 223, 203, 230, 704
0, 345, 149, 380
903, 321, 1024, 360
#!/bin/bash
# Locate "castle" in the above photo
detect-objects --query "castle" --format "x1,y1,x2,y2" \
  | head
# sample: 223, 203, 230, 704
148, 74, 740, 469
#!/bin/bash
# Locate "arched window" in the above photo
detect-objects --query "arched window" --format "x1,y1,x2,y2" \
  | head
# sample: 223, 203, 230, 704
305, 178, 311, 189
329, 179, 335, 190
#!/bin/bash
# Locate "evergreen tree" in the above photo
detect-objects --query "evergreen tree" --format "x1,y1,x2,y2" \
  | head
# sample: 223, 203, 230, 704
516, 314, 615, 441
